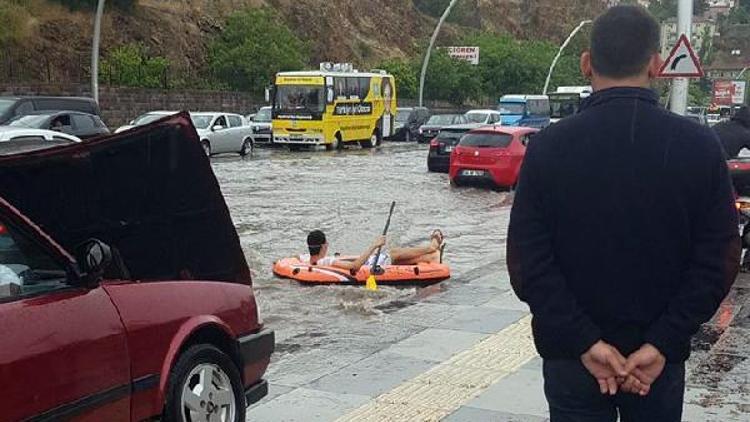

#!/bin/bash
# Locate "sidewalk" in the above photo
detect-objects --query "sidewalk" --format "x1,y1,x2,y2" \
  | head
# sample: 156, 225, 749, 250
247, 270, 750, 421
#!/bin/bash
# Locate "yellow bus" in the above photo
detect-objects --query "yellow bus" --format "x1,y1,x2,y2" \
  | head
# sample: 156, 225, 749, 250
271, 64, 396, 150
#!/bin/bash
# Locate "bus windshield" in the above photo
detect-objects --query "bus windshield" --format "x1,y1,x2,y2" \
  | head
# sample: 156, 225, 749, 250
274, 85, 325, 115
498, 103, 526, 115
549, 95, 580, 119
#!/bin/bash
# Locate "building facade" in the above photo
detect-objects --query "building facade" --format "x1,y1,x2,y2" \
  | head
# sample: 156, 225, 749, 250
660, 17, 717, 57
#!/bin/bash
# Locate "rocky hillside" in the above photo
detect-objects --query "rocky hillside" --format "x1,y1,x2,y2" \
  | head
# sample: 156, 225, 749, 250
1, 0, 606, 83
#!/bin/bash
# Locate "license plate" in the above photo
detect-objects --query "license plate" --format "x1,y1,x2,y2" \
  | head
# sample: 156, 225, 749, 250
444, 146, 453, 152
462, 170, 485, 176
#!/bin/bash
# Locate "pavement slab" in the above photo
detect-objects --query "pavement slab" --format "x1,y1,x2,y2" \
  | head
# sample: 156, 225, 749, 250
444, 406, 549, 422
436, 305, 526, 334
466, 369, 548, 417
307, 352, 436, 397
383, 328, 489, 362
247, 388, 370, 422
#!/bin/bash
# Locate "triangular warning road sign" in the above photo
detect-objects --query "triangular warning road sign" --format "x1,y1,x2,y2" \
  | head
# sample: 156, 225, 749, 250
659, 34, 703, 78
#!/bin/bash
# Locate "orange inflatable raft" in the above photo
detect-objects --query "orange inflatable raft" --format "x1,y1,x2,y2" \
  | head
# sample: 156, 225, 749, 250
273, 256, 451, 285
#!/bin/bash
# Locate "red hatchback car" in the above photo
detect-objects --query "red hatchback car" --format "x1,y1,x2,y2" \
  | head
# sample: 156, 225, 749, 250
449, 126, 538, 189
0, 113, 273, 422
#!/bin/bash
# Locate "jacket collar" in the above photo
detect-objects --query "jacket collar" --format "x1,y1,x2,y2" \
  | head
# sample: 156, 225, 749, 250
580, 87, 659, 111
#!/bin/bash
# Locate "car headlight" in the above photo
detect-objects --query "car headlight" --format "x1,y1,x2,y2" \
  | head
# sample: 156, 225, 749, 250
418, 127, 423, 134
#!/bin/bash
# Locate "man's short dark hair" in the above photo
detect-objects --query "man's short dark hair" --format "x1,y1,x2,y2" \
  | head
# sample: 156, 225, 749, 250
590, 5, 660, 78
307, 230, 326, 255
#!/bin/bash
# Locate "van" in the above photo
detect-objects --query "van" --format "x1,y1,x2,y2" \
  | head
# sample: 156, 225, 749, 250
0, 96, 101, 125
497, 95, 550, 129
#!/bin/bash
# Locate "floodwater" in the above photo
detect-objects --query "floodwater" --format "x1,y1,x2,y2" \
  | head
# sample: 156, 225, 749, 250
211, 142, 513, 348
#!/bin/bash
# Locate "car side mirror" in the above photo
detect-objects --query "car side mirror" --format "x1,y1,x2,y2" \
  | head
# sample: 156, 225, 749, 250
77, 239, 112, 280
212, 125, 225, 132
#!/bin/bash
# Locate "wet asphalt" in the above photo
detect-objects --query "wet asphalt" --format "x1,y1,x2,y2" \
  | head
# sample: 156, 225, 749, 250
209, 142, 749, 421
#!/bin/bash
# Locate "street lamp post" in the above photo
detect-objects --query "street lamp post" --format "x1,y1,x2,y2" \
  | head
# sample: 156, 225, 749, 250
543, 20, 592, 95
91, 0, 105, 105
418, 0, 460, 107
738, 66, 749, 79
670, 0, 692, 115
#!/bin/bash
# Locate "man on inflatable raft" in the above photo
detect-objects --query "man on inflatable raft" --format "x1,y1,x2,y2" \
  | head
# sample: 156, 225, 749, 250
273, 229, 450, 285
301, 229, 446, 271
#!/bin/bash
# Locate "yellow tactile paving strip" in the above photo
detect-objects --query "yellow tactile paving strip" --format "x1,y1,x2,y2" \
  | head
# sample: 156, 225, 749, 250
335, 315, 538, 422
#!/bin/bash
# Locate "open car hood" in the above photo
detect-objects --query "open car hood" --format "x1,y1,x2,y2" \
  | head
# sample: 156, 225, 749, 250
0, 112, 251, 284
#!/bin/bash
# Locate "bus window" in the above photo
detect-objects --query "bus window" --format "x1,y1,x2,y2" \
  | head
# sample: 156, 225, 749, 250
358, 78, 371, 99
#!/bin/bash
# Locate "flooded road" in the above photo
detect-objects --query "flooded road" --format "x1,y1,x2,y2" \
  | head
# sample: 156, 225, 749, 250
211, 142, 513, 353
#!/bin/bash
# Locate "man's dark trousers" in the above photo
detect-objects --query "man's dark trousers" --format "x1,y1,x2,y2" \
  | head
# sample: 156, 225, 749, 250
543, 360, 685, 422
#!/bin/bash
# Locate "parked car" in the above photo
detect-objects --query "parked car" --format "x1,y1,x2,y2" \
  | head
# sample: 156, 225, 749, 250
427, 123, 486, 173
464, 109, 502, 125
0, 96, 101, 125
249, 106, 273, 146
0, 112, 273, 422
449, 126, 538, 189
418, 114, 467, 143
7, 110, 109, 139
0, 127, 81, 155
115, 111, 178, 133
191, 112, 254, 157
391, 107, 430, 142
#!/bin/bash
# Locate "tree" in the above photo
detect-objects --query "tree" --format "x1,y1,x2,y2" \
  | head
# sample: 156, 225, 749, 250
423, 49, 483, 105
377, 59, 418, 100
208, 8, 308, 95
648, 0, 709, 21
0, 2, 29, 44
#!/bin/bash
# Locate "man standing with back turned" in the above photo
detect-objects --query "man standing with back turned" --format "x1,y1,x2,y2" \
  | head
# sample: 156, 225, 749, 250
508, 6, 740, 422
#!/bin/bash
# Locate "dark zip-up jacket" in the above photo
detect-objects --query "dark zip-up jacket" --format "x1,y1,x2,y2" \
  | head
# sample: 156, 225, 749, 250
507, 87, 740, 363
714, 106, 750, 158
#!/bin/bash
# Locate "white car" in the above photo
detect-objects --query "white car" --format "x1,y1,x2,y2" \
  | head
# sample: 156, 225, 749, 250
249, 106, 273, 145
0, 127, 81, 155
464, 109, 502, 125
114, 111, 178, 133
190, 112, 254, 157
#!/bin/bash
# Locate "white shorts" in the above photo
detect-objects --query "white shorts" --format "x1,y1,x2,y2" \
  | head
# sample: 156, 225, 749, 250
365, 251, 391, 267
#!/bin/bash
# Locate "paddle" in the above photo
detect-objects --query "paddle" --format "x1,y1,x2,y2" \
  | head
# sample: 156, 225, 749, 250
366, 201, 396, 291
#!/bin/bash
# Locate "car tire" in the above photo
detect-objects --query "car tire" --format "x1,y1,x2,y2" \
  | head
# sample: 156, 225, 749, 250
201, 141, 211, 157
240, 138, 253, 157
360, 131, 378, 149
163, 344, 245, 422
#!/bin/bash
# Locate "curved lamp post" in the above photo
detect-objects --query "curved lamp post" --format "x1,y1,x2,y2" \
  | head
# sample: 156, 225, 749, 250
543, 20, 591, 95
91, 0, 105, 104
418, 0, 460, 107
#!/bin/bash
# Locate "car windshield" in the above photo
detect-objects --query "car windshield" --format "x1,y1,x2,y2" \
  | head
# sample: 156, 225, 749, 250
0, 99, 14, 115
274, 85, 325, 114
396, 109, 412, 123
190, 114, 215, 129
7, 114, 50, 128
427, 115, 458, 125
465, 113, 489, 124
255, 108, 272, 122
460, 132, 513, 148
498, 103, 525, 115
133, 113, 169, 126
437, 129, 469, 141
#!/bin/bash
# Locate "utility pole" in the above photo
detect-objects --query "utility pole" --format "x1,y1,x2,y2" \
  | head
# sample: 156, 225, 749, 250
670, 0, 692, 115
91, 0, 105, 105
419, 0, 460, 107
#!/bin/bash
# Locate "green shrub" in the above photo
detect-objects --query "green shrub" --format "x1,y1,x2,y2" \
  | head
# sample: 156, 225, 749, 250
100, 43, 170, 88
208, 8, 309, 95
0, 1, 30, 44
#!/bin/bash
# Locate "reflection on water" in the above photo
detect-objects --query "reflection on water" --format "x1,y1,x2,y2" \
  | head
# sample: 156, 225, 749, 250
211, 143, 512, 347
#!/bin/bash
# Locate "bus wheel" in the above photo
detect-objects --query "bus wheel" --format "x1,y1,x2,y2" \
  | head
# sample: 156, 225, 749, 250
360, 131, 378, 149
326, 134, 342, 151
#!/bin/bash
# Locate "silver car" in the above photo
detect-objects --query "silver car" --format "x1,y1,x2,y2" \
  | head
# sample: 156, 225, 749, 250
249, 107, 273, 146
190, 112, 254, 157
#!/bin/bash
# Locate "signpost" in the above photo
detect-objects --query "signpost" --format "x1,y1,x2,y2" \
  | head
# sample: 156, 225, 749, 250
668, 0, 694, 115
658, 34, 704, 78
712, 80, 747, 106
443, 47, 480, 65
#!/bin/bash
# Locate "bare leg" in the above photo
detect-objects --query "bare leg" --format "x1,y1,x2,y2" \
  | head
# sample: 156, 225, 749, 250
392, 250, 439, 265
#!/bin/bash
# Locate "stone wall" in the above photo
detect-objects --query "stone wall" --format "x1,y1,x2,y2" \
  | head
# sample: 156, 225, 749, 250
0, 83, 264, 128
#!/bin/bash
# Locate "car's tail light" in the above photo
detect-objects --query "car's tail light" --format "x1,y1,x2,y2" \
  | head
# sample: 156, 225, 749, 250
430, 139, 439, 147
0, 224, 6, 235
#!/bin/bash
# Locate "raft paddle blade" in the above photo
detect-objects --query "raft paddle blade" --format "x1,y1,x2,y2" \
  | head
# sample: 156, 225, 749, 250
365, 275, 378, 291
